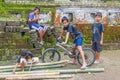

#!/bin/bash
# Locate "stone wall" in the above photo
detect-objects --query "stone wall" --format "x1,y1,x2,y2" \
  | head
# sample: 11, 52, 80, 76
0, 20, 42, 61
0, 20, 120, 61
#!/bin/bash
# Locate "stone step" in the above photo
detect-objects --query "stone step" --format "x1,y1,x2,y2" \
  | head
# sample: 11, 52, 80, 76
5, 26, 23, 32
6, 21, 22, 26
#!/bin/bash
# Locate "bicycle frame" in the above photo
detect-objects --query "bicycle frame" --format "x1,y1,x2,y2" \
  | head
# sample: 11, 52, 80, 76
42, 38, 95, 66
56, 42, 73, 56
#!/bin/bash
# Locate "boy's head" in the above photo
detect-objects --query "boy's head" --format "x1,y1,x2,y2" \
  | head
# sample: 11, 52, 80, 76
95, 12, 102, 22
61, 17, 69, 27
34, 7, 40, 15
20, 50, 27, 57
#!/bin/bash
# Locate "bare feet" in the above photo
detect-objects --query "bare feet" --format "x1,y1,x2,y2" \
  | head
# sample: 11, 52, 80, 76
80, 63, 87, 69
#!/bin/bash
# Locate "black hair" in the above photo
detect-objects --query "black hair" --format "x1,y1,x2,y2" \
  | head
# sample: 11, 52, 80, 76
34, 7, 40, 11
95, 12, 102, 17
61, 16, 69, 22
20, 50, 27, 56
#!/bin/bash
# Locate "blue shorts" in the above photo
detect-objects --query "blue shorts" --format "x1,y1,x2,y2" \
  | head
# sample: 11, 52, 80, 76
30, 23, 47, 31
74, 37, 83, 46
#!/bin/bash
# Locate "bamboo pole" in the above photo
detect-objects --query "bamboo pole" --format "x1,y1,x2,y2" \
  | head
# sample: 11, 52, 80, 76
0, 60, 69, 69
15, 68, 105, 74
6, 74, 74, 80
4, 72, 60, 77
0, 64, 65, 72
0, 72, 60, 79
0, 68, 104, 75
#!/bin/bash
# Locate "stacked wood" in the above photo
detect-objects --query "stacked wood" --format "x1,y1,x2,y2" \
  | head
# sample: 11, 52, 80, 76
0, 68, 104, 75
0, 60, 69, 69
0, 60, 104, 80
0, 64, 65, 72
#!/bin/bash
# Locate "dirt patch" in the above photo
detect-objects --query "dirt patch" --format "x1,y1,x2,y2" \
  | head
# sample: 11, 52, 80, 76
61, 50, 120, 80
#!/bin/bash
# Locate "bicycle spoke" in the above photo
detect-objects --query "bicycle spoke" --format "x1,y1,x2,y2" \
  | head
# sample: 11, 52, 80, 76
77, 48, 95, 66
42, 48, 61, 63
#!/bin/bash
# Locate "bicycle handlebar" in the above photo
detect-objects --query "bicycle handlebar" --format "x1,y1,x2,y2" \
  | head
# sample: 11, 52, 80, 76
56, 40, 74, 49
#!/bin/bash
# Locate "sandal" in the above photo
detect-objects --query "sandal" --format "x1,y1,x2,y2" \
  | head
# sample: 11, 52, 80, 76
94, 61, 100, 64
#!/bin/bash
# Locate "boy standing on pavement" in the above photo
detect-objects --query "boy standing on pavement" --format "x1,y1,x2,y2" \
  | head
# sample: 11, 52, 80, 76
58, 17, 87, 69
91, 12, 104, 64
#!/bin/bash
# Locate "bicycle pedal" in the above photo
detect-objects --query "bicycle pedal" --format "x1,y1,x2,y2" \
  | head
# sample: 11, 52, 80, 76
69, 55, 77, 58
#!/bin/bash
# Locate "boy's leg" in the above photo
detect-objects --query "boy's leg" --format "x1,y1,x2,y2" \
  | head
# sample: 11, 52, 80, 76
13, 56, 21, 74
75, 37, 87, 68
39, 25, 47, 44
13, 63, 19, 74
20, 58, 27, 72
95, 42, 102, 62
21, 61, 25, 72
73, 44, 77, 63
93, 42, 102, 63
68, 44, 77, 64
95, 51, 100, 62
39, 29, 44, 42
39, 25, 47, 37
31, 24, 44, 43
77, 46, 87, 68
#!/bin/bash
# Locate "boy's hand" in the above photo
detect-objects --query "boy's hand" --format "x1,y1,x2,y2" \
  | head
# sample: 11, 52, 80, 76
61, 42, 66, 45
100, 40, 103, 45
91, 41, 93, 46
58, 37, 61, 40
34, 18, 39, 22
30, 58, 35, 63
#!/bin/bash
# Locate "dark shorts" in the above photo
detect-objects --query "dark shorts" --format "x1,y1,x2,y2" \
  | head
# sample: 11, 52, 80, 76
17, 56, 21, 63
74, 37, 83, 46
92, 42, 102, 52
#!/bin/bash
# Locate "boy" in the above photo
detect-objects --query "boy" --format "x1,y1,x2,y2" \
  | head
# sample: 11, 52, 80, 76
58, 17, 87, 69
13, 50, 39, 74
27, 7, 47, 45
91, 12, 104, 64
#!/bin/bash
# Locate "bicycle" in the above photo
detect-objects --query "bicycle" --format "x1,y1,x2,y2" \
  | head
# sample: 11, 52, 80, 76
41, 39, 96, 66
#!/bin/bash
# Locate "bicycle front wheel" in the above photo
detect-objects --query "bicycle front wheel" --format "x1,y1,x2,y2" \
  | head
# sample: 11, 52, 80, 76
41, 48, 61, 63
77, 48, 95, 66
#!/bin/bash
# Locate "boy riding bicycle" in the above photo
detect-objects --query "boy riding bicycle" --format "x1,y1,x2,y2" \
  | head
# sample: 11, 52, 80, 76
58, 17, 87, 69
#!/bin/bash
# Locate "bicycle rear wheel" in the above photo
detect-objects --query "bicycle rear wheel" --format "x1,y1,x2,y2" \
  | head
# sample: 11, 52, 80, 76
41, 48, 61, 63
77, 48, 95, 66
